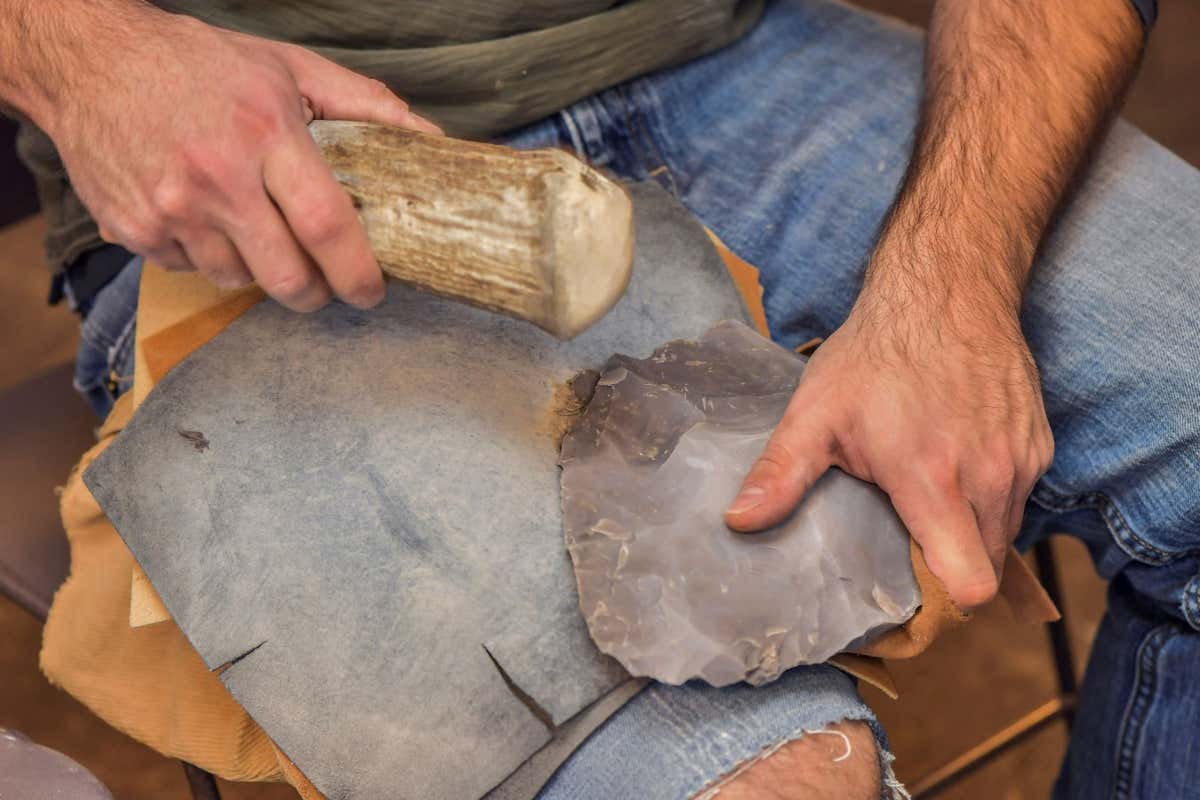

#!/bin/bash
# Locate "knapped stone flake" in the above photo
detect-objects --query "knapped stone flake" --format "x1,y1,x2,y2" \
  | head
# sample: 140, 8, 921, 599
560, 321, 920, 687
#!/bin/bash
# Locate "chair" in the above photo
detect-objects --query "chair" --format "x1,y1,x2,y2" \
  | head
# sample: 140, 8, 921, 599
909, 538, 1079, 797
0, 364, 223, 800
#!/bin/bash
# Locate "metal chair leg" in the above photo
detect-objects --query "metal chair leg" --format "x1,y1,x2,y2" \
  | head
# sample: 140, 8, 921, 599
910, 538, 1079, 797
182, 762, 221, 800
908, 695, 1075, 797
1033, 537, 1078, 727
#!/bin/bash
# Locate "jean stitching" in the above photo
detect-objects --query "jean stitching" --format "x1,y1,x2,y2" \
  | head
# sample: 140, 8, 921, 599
561, 97, 609, 168
624, 77, 691, 194
72, 370, 106, 393
624, 79, 686, 196
617, 82, 681, 197
611, 86, 654, 182
79, 315, 118, 352
106, 309, 137, 383
1183, 574, 1200, 632
1030, 482, 1193, 565
557, 109, 588, 161
1111, 625, 1172, 800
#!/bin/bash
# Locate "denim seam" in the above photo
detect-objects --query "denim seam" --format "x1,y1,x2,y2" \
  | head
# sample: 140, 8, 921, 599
1183, 574, 1200, 632
617, 83, 681, 197
74, 305, 137, 402
557, 109, 588, 162
624, 77, 691, 194
1031, 482, 1194, 566
107, 311, 137, 386
1111, 625, 1172, 800
79, 315, 119, 352
72, 372, 107, 393
562, 97, 608, 167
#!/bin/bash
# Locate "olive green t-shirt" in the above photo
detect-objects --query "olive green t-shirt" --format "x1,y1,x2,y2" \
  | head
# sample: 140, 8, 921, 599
18, 0, 763, 270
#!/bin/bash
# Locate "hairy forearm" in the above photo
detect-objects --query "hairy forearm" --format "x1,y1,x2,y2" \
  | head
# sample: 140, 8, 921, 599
0, 0, 156, 131
865, 0, 1144, 320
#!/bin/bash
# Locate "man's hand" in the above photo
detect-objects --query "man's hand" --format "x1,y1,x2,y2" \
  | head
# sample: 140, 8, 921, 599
1, 0, 440, 311
726, 272, 1054, 607
726, 0, 1142, 607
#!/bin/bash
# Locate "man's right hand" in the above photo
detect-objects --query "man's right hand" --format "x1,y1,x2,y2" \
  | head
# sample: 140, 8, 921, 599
2, 0, 440, 311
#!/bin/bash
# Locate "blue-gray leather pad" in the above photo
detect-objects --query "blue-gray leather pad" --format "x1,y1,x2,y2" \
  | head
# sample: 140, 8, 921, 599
84, 181, 752, 800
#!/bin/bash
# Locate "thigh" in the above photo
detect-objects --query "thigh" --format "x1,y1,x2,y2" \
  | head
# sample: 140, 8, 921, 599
636, 0, 925, 347
538, 664, 893, 799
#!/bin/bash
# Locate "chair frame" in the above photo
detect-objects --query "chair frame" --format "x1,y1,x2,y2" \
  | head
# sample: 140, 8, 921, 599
909, 538, 1079, 797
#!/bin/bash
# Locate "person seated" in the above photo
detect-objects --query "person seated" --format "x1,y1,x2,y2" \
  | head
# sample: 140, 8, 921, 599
3, 1, 1195, 797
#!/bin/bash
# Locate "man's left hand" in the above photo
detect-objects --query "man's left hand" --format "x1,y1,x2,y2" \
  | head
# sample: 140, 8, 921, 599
724, 265, 1054, 608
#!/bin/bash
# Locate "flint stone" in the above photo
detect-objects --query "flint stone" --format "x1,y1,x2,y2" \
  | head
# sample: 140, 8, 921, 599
559, 320, 921, 687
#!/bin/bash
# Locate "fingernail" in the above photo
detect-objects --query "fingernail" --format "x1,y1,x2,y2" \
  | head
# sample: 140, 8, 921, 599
727, 486, 766, 515
352, 284, 386, 310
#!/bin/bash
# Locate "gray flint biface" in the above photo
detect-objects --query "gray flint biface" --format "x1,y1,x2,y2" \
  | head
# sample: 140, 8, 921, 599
559, 320, 921, 687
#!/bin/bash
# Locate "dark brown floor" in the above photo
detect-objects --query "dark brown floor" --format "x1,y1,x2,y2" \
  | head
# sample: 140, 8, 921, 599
1, 2, 1195, 798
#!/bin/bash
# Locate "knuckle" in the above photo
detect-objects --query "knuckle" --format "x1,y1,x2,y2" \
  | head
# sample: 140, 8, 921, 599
231, 87, 292, 141
122, 217, 168, 253
1039, 433, 1056, 473
151, 176, 194, 222
1019, 448, 1044, 482
369, 78, 404, 104
298, 199, 351, 247
205, 266, 252, 290
1018, 432, 1054, 480
264, 270, 317, 302
272, 41, 309, 61
979, 450, 1017, 495
177, 142, 233, 190
919, 451, 960, 493
754, 440, 797, 477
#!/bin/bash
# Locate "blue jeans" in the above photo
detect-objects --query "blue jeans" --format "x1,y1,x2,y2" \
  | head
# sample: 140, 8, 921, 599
79, 0, 1199, 796
70, 255, 142, 418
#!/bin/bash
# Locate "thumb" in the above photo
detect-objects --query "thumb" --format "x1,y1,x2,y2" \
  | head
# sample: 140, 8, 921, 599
725, 415, 835, 532
278, 44, 443, 134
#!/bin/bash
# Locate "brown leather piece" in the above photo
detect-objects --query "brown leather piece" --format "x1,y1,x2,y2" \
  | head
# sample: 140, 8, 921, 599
41, 393, 309, 791
142, 286, 265, 386
998, 546, 1062, 625
855, 541, 971, 661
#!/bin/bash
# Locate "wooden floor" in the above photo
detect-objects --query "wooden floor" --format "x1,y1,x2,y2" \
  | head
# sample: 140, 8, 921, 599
0, 2, 1195, 797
